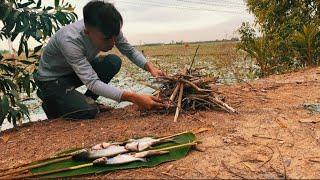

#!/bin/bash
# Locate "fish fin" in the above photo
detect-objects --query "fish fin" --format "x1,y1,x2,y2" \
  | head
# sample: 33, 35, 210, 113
139, 158, 147, 162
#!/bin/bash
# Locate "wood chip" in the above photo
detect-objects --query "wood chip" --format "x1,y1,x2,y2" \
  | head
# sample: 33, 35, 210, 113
299, 117, 320, 123
1, 134, 10, 143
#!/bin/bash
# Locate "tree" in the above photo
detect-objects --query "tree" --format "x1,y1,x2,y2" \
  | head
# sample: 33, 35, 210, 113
238, 0, 320, 76
0, 0, 77, 128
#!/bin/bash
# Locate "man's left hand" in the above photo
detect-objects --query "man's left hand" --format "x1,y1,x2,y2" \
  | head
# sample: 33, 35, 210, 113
145, 62, 166, 77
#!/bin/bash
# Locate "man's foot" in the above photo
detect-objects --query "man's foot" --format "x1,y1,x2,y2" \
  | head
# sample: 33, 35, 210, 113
97, 103, 113, 113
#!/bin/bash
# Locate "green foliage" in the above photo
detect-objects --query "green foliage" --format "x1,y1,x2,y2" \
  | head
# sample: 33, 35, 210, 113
292, 23, 320, 66
238, 0, 320, 76
31, 132, 196, 178
0, 0, 77, 129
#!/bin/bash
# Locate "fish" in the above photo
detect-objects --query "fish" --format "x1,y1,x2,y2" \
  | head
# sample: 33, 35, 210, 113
125, 138, 173, 151
93, 154, 146, 165
133, 150, 169, 158
126, 137, 156, 143
91, 142, 112, 150
73, 145, 129, 161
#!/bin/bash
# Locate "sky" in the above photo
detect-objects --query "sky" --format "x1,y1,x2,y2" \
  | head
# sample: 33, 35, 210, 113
0, 0, 254, 50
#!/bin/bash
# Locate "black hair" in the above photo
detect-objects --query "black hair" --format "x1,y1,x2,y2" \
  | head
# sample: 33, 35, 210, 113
83, 1, 123, 38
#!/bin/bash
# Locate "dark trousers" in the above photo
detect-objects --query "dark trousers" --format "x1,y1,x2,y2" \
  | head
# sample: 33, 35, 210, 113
35, 54, 122, 120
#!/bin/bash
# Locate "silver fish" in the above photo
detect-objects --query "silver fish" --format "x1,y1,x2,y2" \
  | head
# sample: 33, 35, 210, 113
127, 137, 156, 143
125, 138, 174, 151
126, 140, 160, 151
73, 145, 129, 161
93, 154, 146, 165
133, 150, 169, 158
91, 142, 112, 150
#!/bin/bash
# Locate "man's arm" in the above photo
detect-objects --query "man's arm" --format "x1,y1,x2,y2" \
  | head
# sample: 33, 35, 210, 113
59, 36, 166, 109
59, 38, 124, 102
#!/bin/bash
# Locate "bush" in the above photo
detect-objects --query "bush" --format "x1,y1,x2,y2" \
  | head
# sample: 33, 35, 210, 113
238, 0, 320, 76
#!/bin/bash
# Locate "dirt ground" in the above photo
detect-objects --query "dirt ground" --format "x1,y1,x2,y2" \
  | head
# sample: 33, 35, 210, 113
1, 67, 320, 179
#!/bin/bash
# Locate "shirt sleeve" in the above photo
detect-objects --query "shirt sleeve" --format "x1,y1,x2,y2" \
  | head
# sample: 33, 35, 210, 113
115, 31, 148, 70
58, 37, 124, 102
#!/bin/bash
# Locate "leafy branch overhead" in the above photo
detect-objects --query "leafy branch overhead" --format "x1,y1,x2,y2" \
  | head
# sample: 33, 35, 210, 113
0, 0, 78, 57
0, 0, 77, 129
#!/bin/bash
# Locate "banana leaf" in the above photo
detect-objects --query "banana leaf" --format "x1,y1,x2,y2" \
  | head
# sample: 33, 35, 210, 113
30, 132, 196, 178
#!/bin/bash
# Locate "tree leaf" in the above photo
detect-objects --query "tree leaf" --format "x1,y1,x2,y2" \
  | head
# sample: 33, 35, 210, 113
17, 1, 34, 8
23, 40, 29, 58
17, 102, 30, 119
1, 95, 10, 117
33, 44, 43, 53
23, 75, 31, 96
55, 0, 60, 8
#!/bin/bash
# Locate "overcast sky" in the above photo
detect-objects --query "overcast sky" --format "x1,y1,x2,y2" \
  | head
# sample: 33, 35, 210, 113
0, 0, 254, 50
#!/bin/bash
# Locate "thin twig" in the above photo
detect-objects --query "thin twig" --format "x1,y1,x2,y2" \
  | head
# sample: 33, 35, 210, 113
180, 79, 212, 92
169, 82, 181, 103
161, 172, 183, 179
188, 45, 200, 74
174, 83, 184, 122
252, 134, 284, 142
0, 156, 72, 177
221, 161, 248, 179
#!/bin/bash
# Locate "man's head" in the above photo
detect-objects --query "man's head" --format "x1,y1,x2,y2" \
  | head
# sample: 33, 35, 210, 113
83, 1, 123, 51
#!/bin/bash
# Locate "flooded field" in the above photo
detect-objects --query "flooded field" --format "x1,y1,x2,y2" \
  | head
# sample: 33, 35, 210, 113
1, 41, 257, 131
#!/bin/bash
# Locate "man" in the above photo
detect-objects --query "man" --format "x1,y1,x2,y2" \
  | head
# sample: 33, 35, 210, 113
34, 1, 166, 120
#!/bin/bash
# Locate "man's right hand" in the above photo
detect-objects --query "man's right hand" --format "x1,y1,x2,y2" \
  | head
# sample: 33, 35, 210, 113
121, 91, 167, 110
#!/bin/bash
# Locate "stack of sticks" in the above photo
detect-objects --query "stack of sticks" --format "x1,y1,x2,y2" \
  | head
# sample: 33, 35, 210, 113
153, 46, 236, 122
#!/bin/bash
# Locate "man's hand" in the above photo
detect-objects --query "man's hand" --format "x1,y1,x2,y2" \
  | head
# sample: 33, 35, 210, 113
144, 62, 166, 77
121, 91, 167, 110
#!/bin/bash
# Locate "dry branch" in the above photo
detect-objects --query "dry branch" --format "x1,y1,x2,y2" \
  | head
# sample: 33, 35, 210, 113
151, 46, 236, 122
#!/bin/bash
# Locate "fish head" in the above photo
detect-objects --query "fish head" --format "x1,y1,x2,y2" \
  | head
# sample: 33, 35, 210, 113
138, 141, 153, 151
91, 142, 112, 150
72, 149, 90, 161
125, 142, 139, 151
93, 157, 108, 164
101, 142, 112, 148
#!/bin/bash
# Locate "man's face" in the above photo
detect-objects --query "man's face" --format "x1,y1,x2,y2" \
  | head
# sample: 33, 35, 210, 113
84, 26, 115, 52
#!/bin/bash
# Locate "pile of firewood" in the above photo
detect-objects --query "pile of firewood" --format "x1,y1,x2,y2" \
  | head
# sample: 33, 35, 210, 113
153, 46, 236, 122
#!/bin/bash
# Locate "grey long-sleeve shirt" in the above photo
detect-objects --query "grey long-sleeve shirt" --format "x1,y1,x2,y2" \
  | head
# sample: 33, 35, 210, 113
35, 20, 147, 102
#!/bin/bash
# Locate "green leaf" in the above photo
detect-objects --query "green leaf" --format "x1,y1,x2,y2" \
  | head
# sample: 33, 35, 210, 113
31, 133, 196, 178
5, 79, 17, 90
23, 75, 31, 96
36, 0, 42, 8
1, 95, 10, 117
23, 40, 29, 58
18, 38, 24, 56
33, 45, 43, 53
1, 6, 12, 20
55, 0, 59, 8
17, 102, 30, 119
17, 1, 34, 8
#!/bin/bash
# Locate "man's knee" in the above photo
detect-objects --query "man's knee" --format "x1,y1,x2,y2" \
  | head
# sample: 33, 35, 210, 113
104, 54, 122, 74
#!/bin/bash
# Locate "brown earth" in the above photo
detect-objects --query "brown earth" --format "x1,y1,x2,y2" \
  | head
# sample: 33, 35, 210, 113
1, 67, 320, 179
